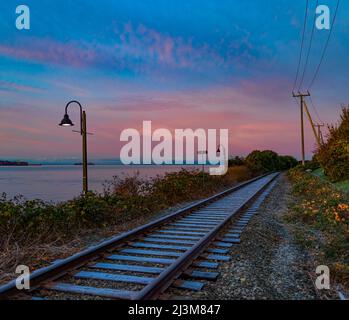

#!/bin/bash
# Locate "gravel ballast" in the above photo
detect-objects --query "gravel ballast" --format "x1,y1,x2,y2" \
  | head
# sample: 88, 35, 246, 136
191, 174, 333, 300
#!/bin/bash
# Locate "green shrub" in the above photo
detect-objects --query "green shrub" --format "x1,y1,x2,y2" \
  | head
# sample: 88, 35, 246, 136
316, 107, 349, 182
279, 155, 299, 170
0, 167, 253, 245
245, 150, 297, 174
287, 168, 349, 286
228, 156, 245, 167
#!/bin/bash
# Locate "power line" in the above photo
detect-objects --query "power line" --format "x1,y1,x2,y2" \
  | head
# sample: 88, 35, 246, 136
308, 0, 340, 90
292, 0, 309, 92
298, 0, 319, 90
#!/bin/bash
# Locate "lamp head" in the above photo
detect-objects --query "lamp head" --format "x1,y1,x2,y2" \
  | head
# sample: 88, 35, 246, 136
59, 114, 74, 127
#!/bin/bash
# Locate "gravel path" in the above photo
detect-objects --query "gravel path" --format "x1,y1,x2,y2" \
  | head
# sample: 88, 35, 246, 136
192, 174, 322, 300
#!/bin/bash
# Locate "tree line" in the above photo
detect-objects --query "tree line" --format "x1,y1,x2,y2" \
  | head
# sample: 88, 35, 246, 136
229, 151, 298, 174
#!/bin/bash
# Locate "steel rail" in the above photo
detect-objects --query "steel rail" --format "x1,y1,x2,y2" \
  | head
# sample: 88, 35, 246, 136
134, 172, 279, 300
0, 173, 272, 299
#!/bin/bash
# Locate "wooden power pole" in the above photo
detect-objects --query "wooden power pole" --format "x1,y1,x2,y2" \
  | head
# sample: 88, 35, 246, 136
303, 101, 322, 148
293, 91, 310, 166
314, 124, 325, 145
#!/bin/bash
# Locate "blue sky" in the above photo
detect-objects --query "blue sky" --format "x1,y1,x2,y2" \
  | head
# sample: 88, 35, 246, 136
0, 0, 348, 159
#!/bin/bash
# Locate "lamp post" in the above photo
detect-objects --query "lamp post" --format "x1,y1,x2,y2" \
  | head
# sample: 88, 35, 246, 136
217, 144, 227, 169
59, 100, 89, 194
198, 150, 208, 186
216, 145, 225, 156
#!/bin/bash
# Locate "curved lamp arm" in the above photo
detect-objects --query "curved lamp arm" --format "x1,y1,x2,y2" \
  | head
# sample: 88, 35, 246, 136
65, 100, 83, 135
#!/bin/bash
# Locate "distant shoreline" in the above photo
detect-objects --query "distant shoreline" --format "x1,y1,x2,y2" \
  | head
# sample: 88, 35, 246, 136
0, 162, 209, 167
0, 160, 29, 166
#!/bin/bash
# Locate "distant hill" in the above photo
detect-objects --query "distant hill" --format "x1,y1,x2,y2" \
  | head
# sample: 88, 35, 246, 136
0, 160, 28, 166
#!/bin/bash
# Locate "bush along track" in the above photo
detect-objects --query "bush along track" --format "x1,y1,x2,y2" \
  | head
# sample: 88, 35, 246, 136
287, 168, 349, 295
0, 167, 254, 284
0, 167, 254, 245
316, 106, 349, 183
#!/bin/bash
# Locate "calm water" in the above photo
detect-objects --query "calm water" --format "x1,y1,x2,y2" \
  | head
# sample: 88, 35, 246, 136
0, 165, 201, 202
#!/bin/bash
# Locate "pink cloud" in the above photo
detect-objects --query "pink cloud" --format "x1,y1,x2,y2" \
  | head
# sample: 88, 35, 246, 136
0, 39, 97, 68
113, 22, 225, 71
0, 29, 221, 74
0, 21, 260, 77
87, 81, 327, 159
0, 74, 336, 159
0, 80, 43, 94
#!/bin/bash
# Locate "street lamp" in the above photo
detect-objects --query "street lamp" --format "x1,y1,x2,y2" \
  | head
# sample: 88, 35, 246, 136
197, 150, 208, 186
59, 100, 89, 194
215, 144, 229, 176
216, 145, 226, 159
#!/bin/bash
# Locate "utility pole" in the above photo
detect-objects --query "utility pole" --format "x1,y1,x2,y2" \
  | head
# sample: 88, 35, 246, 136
314, 123, 325, 145
303, 101, 322, 148
293, 91, 310, 166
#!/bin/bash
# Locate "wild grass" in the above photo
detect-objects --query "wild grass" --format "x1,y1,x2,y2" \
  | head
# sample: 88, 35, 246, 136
0, 166, 252, 247
313, 168, 349, 193
287, 168, 349, 286
0, 166, 253, 283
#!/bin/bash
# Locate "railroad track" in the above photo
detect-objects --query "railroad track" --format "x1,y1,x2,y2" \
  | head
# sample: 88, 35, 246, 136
0, 172, 279, 300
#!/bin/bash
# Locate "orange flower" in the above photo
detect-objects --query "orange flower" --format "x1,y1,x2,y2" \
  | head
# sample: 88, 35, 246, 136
338, 204, 349, 211
335, 213, 341, 222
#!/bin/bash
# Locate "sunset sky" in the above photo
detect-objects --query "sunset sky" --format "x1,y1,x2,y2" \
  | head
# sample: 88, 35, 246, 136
0, 0, 348, 161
